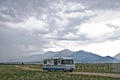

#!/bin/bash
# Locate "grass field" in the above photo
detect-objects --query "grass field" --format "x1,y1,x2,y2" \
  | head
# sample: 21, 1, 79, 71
75, 63, 120, 73
0, 63, 120, 80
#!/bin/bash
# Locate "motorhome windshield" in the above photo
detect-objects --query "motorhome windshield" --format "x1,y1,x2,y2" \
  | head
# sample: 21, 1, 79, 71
61, 59, 74, 64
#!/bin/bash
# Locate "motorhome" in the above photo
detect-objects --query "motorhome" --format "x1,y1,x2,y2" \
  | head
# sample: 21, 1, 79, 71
42, 57, 75, 72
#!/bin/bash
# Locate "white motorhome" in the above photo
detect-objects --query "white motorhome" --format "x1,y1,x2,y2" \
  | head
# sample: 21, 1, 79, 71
43, 57, 75, 72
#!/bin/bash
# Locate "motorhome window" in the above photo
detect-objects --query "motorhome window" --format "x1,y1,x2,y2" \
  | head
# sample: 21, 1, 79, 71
58, 60, 60, 63
61, 59, 74, 64
54, 59, 58, 65
44, 60, 47, 64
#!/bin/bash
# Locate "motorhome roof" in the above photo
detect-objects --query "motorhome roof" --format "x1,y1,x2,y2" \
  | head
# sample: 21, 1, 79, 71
51, 57, 73, 59
44, 57, 73, 60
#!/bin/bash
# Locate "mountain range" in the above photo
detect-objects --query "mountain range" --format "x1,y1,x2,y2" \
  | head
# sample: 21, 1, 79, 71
9, 49, 120, 63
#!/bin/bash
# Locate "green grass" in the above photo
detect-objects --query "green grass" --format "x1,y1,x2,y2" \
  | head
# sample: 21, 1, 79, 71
0, 64, 120, 80
75, 63, 120, 73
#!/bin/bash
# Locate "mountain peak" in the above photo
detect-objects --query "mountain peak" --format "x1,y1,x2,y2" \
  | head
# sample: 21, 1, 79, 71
46, 51, 54, 53
61, 49, 71, 52
78, 50, 87, 52
105, 56, 113, 58
53, 49, 73, 57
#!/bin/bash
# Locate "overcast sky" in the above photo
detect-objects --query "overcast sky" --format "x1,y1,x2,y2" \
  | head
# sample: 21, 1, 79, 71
0, 0, 120, 61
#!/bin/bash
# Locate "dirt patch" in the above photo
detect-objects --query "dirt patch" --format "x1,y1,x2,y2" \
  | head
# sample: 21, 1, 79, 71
15, 65, 43, 71
67, 72, 120, 78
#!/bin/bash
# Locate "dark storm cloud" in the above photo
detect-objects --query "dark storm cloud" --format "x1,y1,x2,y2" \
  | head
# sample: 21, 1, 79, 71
76, 0, 120, 10
0, 0, 49, 23
0, 25, 50, 61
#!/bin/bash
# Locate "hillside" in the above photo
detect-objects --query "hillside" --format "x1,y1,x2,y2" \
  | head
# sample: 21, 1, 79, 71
114, 53, 120, 60
8, 49, 119, 63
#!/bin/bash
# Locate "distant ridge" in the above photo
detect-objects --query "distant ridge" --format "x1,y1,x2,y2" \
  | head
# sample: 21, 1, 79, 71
114, 53, 120, 60
8, 49, 120, 63
69, 50, 102, 63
